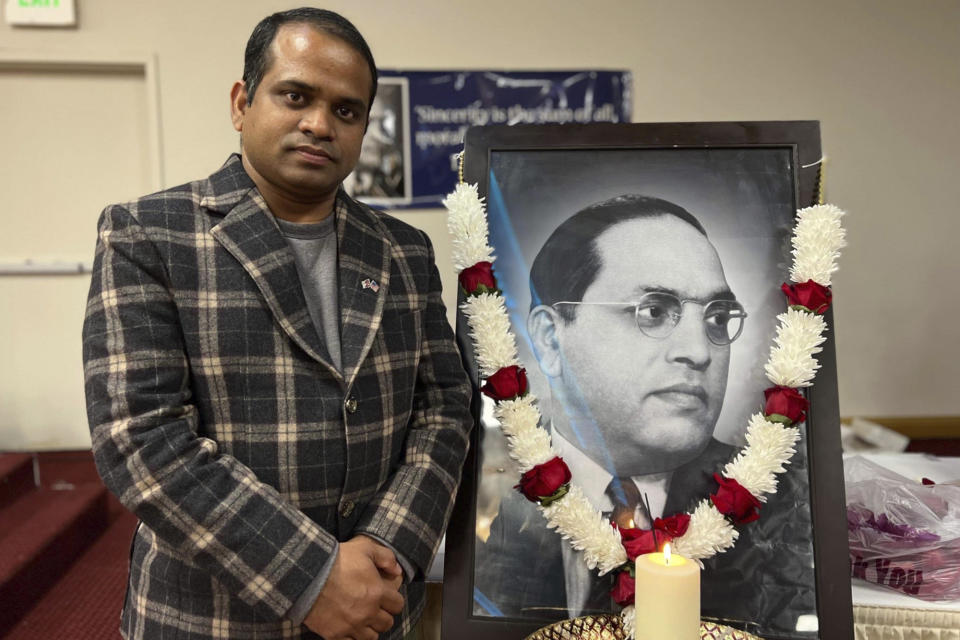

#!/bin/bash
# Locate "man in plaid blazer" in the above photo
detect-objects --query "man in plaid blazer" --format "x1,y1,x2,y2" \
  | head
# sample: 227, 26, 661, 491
83, 9, 471, 640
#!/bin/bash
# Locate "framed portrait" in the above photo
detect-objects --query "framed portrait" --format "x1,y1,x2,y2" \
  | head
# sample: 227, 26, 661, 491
344, 76, 412, 206
442, 122, 852, 640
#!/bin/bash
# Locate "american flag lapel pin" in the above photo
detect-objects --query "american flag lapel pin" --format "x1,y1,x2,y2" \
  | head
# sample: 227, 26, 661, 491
361, 278, 380, 293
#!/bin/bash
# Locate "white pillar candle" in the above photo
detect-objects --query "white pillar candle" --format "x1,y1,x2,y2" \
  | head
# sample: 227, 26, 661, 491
634, 544, 700, 640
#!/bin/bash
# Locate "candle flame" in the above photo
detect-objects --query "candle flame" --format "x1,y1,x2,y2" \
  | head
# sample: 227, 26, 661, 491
663, 543, 672, 565
627, 518, 635, 529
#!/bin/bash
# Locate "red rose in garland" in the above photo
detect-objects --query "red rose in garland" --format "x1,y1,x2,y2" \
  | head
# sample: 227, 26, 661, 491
711, 474, 762, 524
781, 280, 832, 314
480, 365, 528, 401
653, 513, 691, 538
617, 525, 659, 561
610, 569, 636, 607
763, 385, 808, 424
616, 514, 690, 561
515, 456, 571, 505
459, 261, 498, 296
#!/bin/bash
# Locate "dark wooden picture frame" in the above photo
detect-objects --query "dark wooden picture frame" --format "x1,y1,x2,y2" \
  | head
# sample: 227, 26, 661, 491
442, 122, 852, 640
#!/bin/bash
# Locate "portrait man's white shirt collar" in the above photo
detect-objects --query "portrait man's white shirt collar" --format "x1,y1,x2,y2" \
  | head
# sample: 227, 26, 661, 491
550, 424, 673, 616
551, 425, 672, 524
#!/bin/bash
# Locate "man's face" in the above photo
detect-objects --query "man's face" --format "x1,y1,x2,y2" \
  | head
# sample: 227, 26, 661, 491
231, 24, 372, 203
552, 216, 731, 475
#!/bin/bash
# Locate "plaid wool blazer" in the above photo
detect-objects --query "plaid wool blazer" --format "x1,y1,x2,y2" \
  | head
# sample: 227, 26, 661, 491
82, 155, 472, 639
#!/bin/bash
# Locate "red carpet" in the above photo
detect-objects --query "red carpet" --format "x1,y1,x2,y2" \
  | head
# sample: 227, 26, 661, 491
0, 452, 132, 639
4, 511, 136, 639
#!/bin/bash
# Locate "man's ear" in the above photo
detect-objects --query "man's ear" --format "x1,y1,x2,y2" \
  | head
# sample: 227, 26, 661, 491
229, 81, 249, 132
528, 305, 564, 379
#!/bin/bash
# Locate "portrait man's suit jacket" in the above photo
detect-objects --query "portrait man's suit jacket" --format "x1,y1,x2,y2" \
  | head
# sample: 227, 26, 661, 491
475, 438, 735, 619
82, 154, 472, 639
475, 438, 816, 635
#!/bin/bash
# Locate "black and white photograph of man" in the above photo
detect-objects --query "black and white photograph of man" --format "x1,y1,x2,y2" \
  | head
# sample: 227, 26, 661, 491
472, 148, 819, 638
344, 77, 410, 204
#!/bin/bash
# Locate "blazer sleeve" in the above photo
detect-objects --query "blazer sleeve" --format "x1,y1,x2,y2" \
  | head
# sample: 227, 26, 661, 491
82, 204, 338, 619
352, 230, 474, 576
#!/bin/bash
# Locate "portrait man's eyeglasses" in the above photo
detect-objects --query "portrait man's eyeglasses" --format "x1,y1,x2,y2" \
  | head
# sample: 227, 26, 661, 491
553, 292, 748, 346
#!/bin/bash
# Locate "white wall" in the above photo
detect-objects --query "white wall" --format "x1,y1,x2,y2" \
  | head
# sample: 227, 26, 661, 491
1, 0, 958, 449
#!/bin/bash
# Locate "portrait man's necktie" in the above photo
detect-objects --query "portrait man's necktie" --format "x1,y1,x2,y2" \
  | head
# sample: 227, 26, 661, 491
605, 477, 649, 529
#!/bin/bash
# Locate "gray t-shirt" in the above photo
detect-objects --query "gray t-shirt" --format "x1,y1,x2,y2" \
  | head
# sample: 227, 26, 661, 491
275, 214, 341, 372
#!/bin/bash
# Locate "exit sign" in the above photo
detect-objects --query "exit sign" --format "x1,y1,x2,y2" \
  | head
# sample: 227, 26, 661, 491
5, 0, 76, 26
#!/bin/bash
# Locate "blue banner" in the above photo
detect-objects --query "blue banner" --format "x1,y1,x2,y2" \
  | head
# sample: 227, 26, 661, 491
344, 70, 632, 209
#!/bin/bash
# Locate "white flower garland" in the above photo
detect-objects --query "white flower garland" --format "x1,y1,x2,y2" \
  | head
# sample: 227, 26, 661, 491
445, 184, 845, 636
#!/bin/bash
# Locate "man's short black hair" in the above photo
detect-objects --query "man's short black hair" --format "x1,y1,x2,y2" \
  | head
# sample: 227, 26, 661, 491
530, 194, 708, 321
242, 8, 378, 110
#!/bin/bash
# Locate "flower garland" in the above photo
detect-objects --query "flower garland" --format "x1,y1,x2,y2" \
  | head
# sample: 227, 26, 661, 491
444, 184, 846, 638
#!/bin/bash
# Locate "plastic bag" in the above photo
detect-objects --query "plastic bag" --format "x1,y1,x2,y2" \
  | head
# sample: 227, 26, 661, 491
845, 455, 960, 601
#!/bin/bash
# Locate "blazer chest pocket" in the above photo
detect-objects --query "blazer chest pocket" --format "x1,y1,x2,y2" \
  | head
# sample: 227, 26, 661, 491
377, 305, 422, 360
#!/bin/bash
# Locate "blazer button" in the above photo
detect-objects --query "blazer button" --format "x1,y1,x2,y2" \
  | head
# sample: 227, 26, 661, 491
345, 397, 358, 414
339, 500, 355, 518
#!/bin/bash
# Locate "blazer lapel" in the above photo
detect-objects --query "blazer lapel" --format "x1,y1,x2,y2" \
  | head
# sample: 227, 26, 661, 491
336, 195, 391, 390
204, 156, 333, 370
